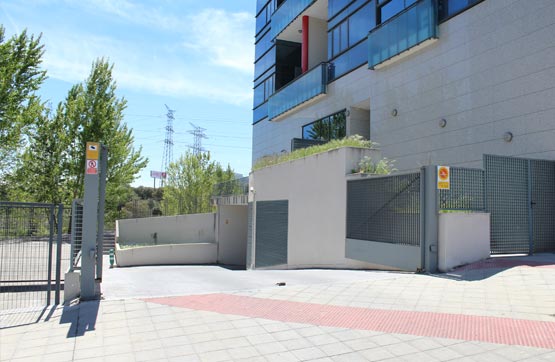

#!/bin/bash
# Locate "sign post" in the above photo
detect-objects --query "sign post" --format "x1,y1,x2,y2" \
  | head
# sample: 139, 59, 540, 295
150, 170, 167, 189
81, 142, 104, 300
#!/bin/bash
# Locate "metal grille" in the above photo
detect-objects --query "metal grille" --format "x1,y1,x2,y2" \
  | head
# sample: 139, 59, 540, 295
485, 155, 530, 254
246, 202, 253, 268
213, 177, 249, 197
530, 160, 555, 253
0, 202, 66, 315
439, 167, 485, 211
255, 200, 288, 268
347, 173, 421, 246
70, 199, 83, 271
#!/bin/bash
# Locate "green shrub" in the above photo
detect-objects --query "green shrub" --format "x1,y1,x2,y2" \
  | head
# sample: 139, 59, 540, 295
253, 135, 374, 171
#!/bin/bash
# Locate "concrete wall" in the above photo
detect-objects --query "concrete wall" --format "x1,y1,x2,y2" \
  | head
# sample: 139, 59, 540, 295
253, 0, 555, 170
438, 213, 491, 272
115, 243, 217, 267
348, 107, 370, 139
251, 147, 385, 269
217, 205, 248, 266
308, 17, 328, 68
116, 213, 215, 246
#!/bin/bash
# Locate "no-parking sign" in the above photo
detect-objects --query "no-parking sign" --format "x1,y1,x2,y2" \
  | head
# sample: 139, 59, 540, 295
437, 166, 450, 190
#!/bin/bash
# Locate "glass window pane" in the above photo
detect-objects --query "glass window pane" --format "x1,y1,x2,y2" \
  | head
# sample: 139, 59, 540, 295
333, 27, 340, 57
348, 1, 376, 46
340, 21, 349, 52
254, 82, 265, 108
380, 0, 404, 23
330, 112, 346, 139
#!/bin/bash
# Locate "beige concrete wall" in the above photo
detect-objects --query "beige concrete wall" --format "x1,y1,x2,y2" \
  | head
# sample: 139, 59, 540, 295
308, 17, 328, 68
116, 213, 215, 246
251, 147, 385, 269
438, 213, 491, 272
217, 205, 248, 266
115, 243, 217, 267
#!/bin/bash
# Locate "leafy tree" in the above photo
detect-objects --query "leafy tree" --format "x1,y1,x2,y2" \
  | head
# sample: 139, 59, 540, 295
10, 58, 147, 224
164, 152, 235, 215
0, 26, 47, 174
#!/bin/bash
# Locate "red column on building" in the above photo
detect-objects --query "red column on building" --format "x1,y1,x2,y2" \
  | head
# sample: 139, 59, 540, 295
302, 15, 309, 73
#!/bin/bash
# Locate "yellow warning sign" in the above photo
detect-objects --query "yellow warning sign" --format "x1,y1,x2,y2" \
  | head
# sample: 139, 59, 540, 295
437, 166, 450, 190
86, 142, 100, 160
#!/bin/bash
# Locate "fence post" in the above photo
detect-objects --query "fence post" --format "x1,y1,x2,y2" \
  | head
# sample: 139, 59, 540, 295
55, 204, 63, 304
423, 166, 439, 273
47, 205, 55, 305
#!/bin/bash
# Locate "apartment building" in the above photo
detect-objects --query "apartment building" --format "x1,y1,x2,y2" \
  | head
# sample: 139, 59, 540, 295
252, 0, 555, 171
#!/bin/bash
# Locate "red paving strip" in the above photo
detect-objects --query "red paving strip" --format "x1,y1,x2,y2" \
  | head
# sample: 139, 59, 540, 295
453, 258, 555, 271
145, 293, 555, 349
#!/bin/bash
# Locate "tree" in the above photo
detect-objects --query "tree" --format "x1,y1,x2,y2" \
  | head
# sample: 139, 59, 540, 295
0, 26, 47, 174
10, 58, 147, 223
163, 152, 235, 215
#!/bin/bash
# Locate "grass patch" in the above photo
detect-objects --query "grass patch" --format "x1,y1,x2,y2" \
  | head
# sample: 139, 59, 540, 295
253, 136, 375, 171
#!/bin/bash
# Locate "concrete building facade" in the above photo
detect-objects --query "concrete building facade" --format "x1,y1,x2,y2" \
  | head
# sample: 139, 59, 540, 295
252, 0, 555, 171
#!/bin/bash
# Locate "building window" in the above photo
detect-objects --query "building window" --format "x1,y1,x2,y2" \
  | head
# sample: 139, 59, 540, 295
302, 111, 347, 141
253, 75, 275, 108
377, 0, 417, 24
329, 1, 376, 59
438, 0, 484, 22
256, 0, 276, 35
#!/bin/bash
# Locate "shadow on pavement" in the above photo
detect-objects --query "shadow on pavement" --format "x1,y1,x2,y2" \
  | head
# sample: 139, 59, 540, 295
0, 305, 52, 329
60, 300, 99, 338
433, 253, 555, 282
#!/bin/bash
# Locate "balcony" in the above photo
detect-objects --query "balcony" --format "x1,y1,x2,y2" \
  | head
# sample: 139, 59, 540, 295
368, 0, 438, 70
271, 0, 315, 39
268, 62, 328, 121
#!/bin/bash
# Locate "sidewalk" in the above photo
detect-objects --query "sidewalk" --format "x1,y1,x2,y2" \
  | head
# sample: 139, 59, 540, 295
1, 254, 554, 361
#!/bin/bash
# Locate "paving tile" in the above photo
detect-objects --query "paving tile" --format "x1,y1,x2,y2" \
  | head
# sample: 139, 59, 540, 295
227, 346, 262, 360
198, 349, 232, 362
291, 346, 326, 360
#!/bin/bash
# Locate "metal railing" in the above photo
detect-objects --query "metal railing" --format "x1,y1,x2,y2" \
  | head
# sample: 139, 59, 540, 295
268, 62, 328, 120
368, 0, 438, 69
213, 177, 249, 197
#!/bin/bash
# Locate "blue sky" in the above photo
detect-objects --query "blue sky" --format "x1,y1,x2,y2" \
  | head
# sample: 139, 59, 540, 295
0, 0, 255, 186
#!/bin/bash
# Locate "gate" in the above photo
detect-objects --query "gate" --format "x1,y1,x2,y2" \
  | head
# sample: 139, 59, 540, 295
484, 155, 555, 254
346, 172, 423, 270
346, 166, 485, 271
0, 202, 68, 314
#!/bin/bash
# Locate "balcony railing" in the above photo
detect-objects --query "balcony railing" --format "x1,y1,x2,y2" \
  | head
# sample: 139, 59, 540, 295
213, 177, 249, 197
271, 0, 314, 39
268, 63, 328, 120
368, 0, 438, 69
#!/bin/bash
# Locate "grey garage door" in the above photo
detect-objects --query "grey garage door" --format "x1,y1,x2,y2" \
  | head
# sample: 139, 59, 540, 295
255, 200, 288, 268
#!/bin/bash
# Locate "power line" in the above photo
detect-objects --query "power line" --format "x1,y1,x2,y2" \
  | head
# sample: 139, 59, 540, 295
161, 104, 175, 173
188, 122, 208, 155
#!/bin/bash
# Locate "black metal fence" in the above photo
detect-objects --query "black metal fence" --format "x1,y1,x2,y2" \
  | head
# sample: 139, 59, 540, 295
0, 202, 68, 313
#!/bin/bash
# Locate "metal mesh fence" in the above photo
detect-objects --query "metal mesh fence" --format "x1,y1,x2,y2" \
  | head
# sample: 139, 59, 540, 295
439, 167, 485, 211
213, 177, 249, 197
347, 172, 421, 246
530, 160, 555, 253
484, 155, 531, 254
70, 199, 83, 271
0, 203, 69, 313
